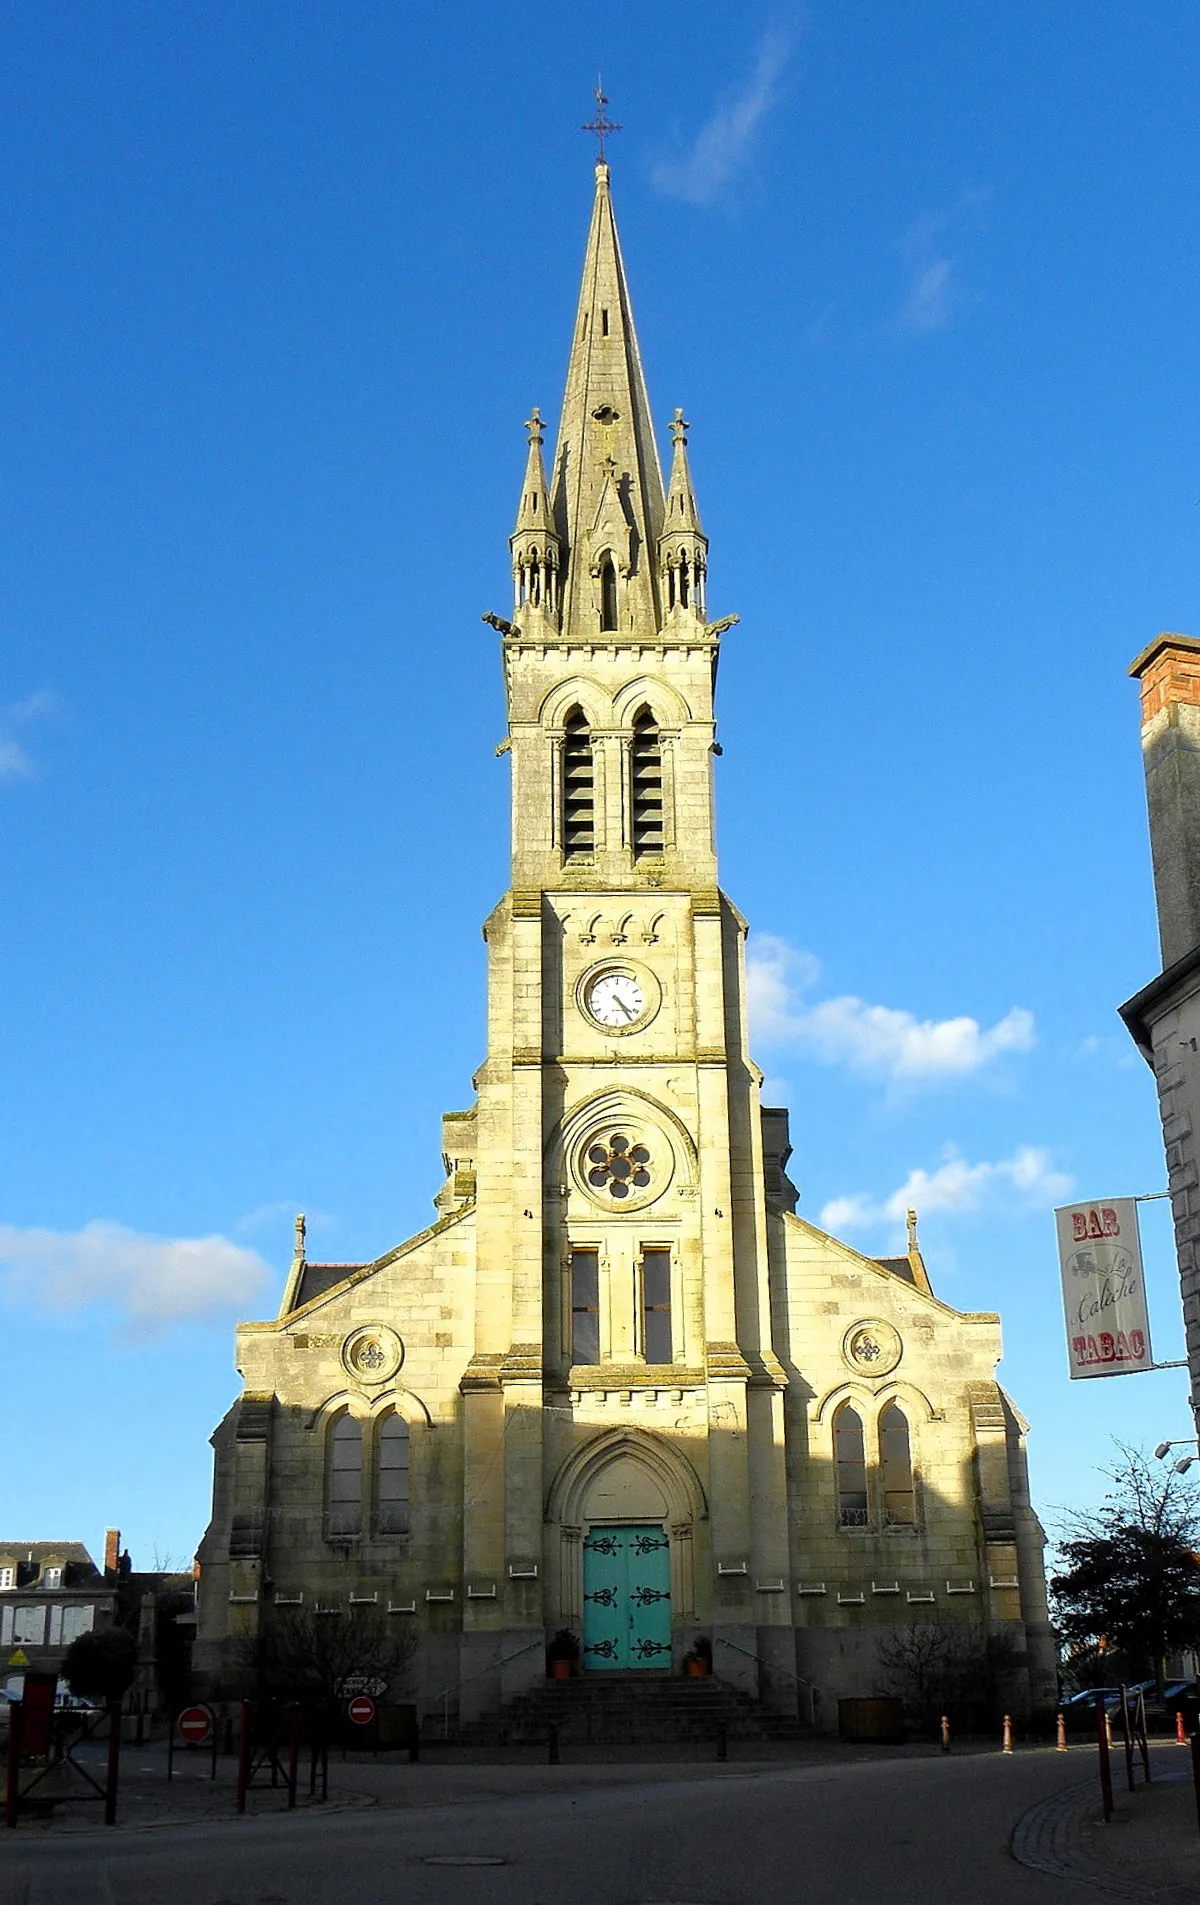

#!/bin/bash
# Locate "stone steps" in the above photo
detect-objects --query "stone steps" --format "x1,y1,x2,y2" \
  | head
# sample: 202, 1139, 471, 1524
432, 1673, 810, 1745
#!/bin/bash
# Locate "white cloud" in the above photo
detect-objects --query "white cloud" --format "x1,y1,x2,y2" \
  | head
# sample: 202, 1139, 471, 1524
820, 1144, 1073, 1234
0, 1220, 272, 1331
0, 739, 34, 780
0, 690, 57, 783
892, 190, 988, 335
898, 257, 955, 333
651, 30, 790, 206
1075, 1034, 1139, 1071
746, 934, 1035, 1083
759, 1075, 793, 1106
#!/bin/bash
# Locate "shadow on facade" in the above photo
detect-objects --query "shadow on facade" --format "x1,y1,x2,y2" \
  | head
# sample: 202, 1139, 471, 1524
195, 1384, 1057, 1732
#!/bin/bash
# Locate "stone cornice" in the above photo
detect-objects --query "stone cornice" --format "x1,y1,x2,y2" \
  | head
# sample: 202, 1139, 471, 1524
459, 1353, 505, 1395
705, 1341, 752, 1383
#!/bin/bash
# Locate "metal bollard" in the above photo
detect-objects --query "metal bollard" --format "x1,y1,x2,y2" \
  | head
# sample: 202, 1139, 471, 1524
104, 1700, 121, 1827
1179, 1710, 1189, 1746
1105, 1710, 1114, 1750
5, 1703, 22, 1829
940, 1714, 950, 1754
1096, 1692, 1114, 1823
1056, 1712, 1068, 1752
1002, 1714, 1014, 1755
235, 1701, 251, 1815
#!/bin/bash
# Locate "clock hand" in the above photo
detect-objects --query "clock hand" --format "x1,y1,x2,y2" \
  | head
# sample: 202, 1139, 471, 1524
615, 998, 633, 1021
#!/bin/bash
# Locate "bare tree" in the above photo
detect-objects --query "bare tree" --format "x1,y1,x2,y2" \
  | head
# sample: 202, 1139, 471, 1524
238, 1605, 417, 1724
877, 1614, 1019, 1730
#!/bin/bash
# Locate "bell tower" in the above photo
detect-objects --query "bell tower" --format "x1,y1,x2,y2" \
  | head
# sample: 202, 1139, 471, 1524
496, 161, 730, 897
462, 156, 788, 1693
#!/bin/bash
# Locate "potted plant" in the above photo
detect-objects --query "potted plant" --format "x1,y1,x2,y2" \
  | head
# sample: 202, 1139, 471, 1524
682, 1635, 712, 1677
546, 1630, 580, 1680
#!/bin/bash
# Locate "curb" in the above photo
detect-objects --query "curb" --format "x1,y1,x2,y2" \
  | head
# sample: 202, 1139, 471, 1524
1011, 1773, 1196, 1902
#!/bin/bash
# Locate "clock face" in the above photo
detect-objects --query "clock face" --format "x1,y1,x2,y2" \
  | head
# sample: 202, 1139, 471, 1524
586, 971, 646, 1028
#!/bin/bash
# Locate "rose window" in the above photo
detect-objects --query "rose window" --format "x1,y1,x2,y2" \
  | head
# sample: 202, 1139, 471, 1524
585, 1132, 651, 1200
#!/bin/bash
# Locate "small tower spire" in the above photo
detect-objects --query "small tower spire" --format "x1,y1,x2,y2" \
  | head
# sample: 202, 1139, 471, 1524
659, 409, 708, 621
510, 408, 560, 623
905, 1207, 933, 1295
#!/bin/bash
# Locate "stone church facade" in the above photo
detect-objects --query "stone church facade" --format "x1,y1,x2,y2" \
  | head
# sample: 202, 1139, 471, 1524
195, 163, 1056, 1726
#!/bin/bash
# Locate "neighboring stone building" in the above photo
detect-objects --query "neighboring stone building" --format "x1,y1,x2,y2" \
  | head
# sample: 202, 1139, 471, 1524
1121, 634, 1200, 1433
0, 1538, 117, 1687
195, 161, 1056, 1726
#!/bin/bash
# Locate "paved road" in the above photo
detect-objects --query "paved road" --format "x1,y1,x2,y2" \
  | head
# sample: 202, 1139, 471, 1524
0, 1749, 1116, 1905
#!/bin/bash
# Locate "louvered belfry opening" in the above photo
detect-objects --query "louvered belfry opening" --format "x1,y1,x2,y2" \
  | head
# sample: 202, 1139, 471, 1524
631, 708, 664, 857
562, 707, 595, 857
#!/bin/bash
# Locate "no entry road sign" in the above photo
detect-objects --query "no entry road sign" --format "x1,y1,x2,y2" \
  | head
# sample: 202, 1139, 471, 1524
347, 1694, 376, 1727
177, 1704, 214, 1745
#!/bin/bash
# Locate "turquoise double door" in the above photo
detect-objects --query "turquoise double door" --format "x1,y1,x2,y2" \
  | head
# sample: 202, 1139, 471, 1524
582, 1524, 672, 1669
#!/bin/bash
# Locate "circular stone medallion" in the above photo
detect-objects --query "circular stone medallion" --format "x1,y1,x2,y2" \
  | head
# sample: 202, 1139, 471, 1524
842, 1319, 902, 1377
572, 1114, 675, 1213
342, 1325, 404, 1384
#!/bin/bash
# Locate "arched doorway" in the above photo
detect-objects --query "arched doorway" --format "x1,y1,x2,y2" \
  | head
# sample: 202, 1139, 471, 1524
546, 1430, 706, 1672
581, 1456, 670, 1670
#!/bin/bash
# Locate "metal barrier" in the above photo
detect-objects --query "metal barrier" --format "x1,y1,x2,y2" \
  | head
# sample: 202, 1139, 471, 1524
5, 1697, 121, 1829
235, 1701, 300, 1813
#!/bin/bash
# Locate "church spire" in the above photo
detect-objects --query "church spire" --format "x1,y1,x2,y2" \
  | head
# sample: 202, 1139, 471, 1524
550, 163, 666, 641
658, 409, 708, 622
510, 408, 560, 624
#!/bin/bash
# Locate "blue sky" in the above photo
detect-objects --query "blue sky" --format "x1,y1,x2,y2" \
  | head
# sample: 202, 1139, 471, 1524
2, 1, 1198, 1566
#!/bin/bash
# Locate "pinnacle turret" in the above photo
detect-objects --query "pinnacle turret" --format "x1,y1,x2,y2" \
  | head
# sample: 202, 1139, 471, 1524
510, 408, 560, 622
659, 409, 708, 621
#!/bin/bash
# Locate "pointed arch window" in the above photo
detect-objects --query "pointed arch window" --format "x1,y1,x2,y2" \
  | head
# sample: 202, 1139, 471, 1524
600, 558, 618, 632
631, 708, 664, 857
562, 708, 595, 858
327, 1412, 363, 1538
834, 1402, 868, 1527
376, 1412, 411, 1535
880, 1403, 915, 1525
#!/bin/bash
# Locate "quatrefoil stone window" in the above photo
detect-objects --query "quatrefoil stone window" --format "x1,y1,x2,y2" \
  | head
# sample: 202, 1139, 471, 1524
842, 1319, 902, 1377
585, 1132, 651, 1201
341, 1325, 404, 1384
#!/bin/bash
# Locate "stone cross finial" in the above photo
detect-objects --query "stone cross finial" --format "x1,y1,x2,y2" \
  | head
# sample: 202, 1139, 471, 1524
907, 1208, 919, 1253
525, 408, 544, 446
294, 1212, 306, 1261
670, 408, 690, 447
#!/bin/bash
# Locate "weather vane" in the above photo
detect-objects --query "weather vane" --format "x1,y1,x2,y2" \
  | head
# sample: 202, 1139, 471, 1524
582, 82, 621, 163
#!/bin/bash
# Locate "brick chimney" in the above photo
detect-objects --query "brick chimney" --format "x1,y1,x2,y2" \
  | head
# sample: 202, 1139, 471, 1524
104, 1527, 121, 1578
1129, 632, 1200, 968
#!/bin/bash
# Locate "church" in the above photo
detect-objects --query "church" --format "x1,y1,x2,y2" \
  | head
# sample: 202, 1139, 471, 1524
195, 157, 1056, 1729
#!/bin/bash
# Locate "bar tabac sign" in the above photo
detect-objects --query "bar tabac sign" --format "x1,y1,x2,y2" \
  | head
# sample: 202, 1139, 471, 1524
1054, 1198, 1153, 1378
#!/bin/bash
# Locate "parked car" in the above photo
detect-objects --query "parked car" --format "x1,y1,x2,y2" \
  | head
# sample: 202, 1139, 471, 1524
1060, 1686, 1123, 1713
